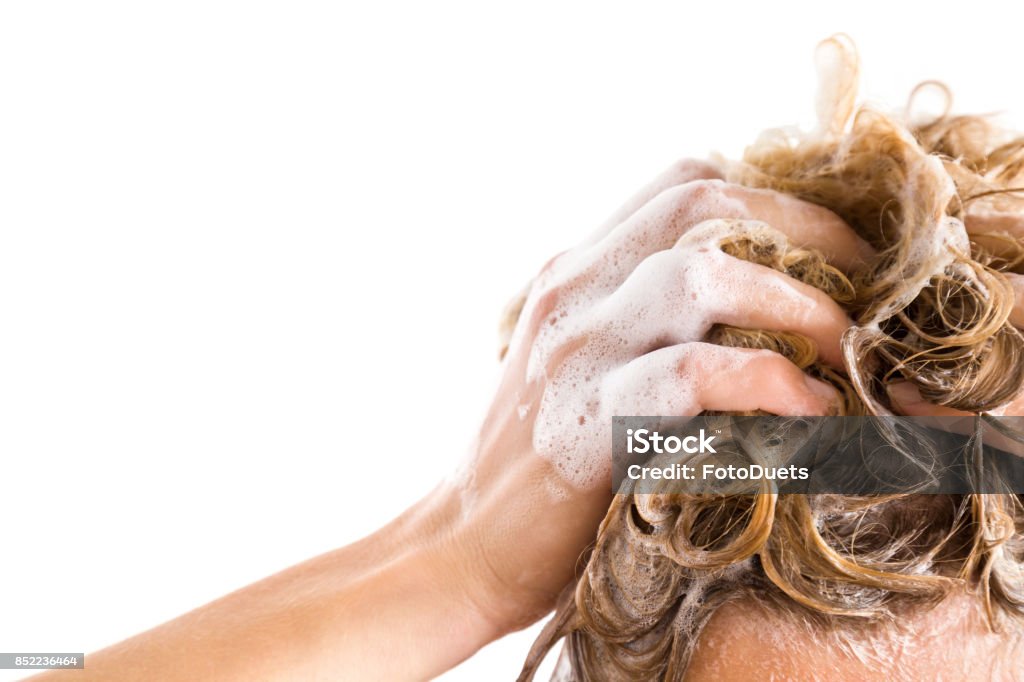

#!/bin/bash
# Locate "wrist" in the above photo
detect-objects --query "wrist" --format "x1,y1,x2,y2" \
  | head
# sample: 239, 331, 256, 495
378, 479, 551, 642
409, 482, 534, 636
370, 482, 516, 628
416, 460, 609, 637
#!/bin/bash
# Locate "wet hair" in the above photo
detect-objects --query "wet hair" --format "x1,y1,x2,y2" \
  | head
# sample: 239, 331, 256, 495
511, 36, 1024, 681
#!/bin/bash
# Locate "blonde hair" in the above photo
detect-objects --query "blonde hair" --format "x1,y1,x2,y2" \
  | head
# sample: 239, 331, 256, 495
513, 37, 1024, 681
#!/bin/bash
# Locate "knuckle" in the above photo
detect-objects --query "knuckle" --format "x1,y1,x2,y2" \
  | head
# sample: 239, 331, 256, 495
672, 344, 700, 373
661, 178, 723, 211
747, 347, 789, 371
625, 249, 685, 290
652, 179, 736, 233
642, 247, 684, 271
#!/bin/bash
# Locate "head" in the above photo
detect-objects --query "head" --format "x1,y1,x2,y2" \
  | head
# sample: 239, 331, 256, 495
511, 36, 1024, 680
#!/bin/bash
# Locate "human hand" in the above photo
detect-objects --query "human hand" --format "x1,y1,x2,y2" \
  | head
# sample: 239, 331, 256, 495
440, 159, 876, 635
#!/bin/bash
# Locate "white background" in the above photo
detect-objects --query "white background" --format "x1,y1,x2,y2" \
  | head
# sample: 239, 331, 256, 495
2, 2, 1022, 680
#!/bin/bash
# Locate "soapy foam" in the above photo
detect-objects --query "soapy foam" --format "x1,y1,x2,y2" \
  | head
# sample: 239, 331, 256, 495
519, 216, 826, 489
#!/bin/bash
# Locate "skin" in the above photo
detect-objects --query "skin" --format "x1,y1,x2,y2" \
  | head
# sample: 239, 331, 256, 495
31, 161, 1024, 681
686, 590, 1024, 681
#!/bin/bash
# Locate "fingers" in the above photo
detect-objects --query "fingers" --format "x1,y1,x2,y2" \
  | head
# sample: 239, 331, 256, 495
700, 252, 851, 367
603, 343, 840, 416
887, 382, 970, 417
965, 210, 1024, 240
715, 183, 874, 270
887, 381, 1024, 457
888, 380, 1024, 418
598, 243, 852, 367
585, 159, 724, 243
582, 180, 873, 288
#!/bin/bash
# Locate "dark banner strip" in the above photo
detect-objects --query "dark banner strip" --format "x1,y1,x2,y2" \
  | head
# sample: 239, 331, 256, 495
612, 416, 1024, 495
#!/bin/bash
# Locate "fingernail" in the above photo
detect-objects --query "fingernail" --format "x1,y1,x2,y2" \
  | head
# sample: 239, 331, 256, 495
886, 381, 921, 408
804, 375, 839, 411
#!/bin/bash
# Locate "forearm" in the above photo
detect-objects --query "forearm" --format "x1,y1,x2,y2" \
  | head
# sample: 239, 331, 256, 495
30, 487, 504, 682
